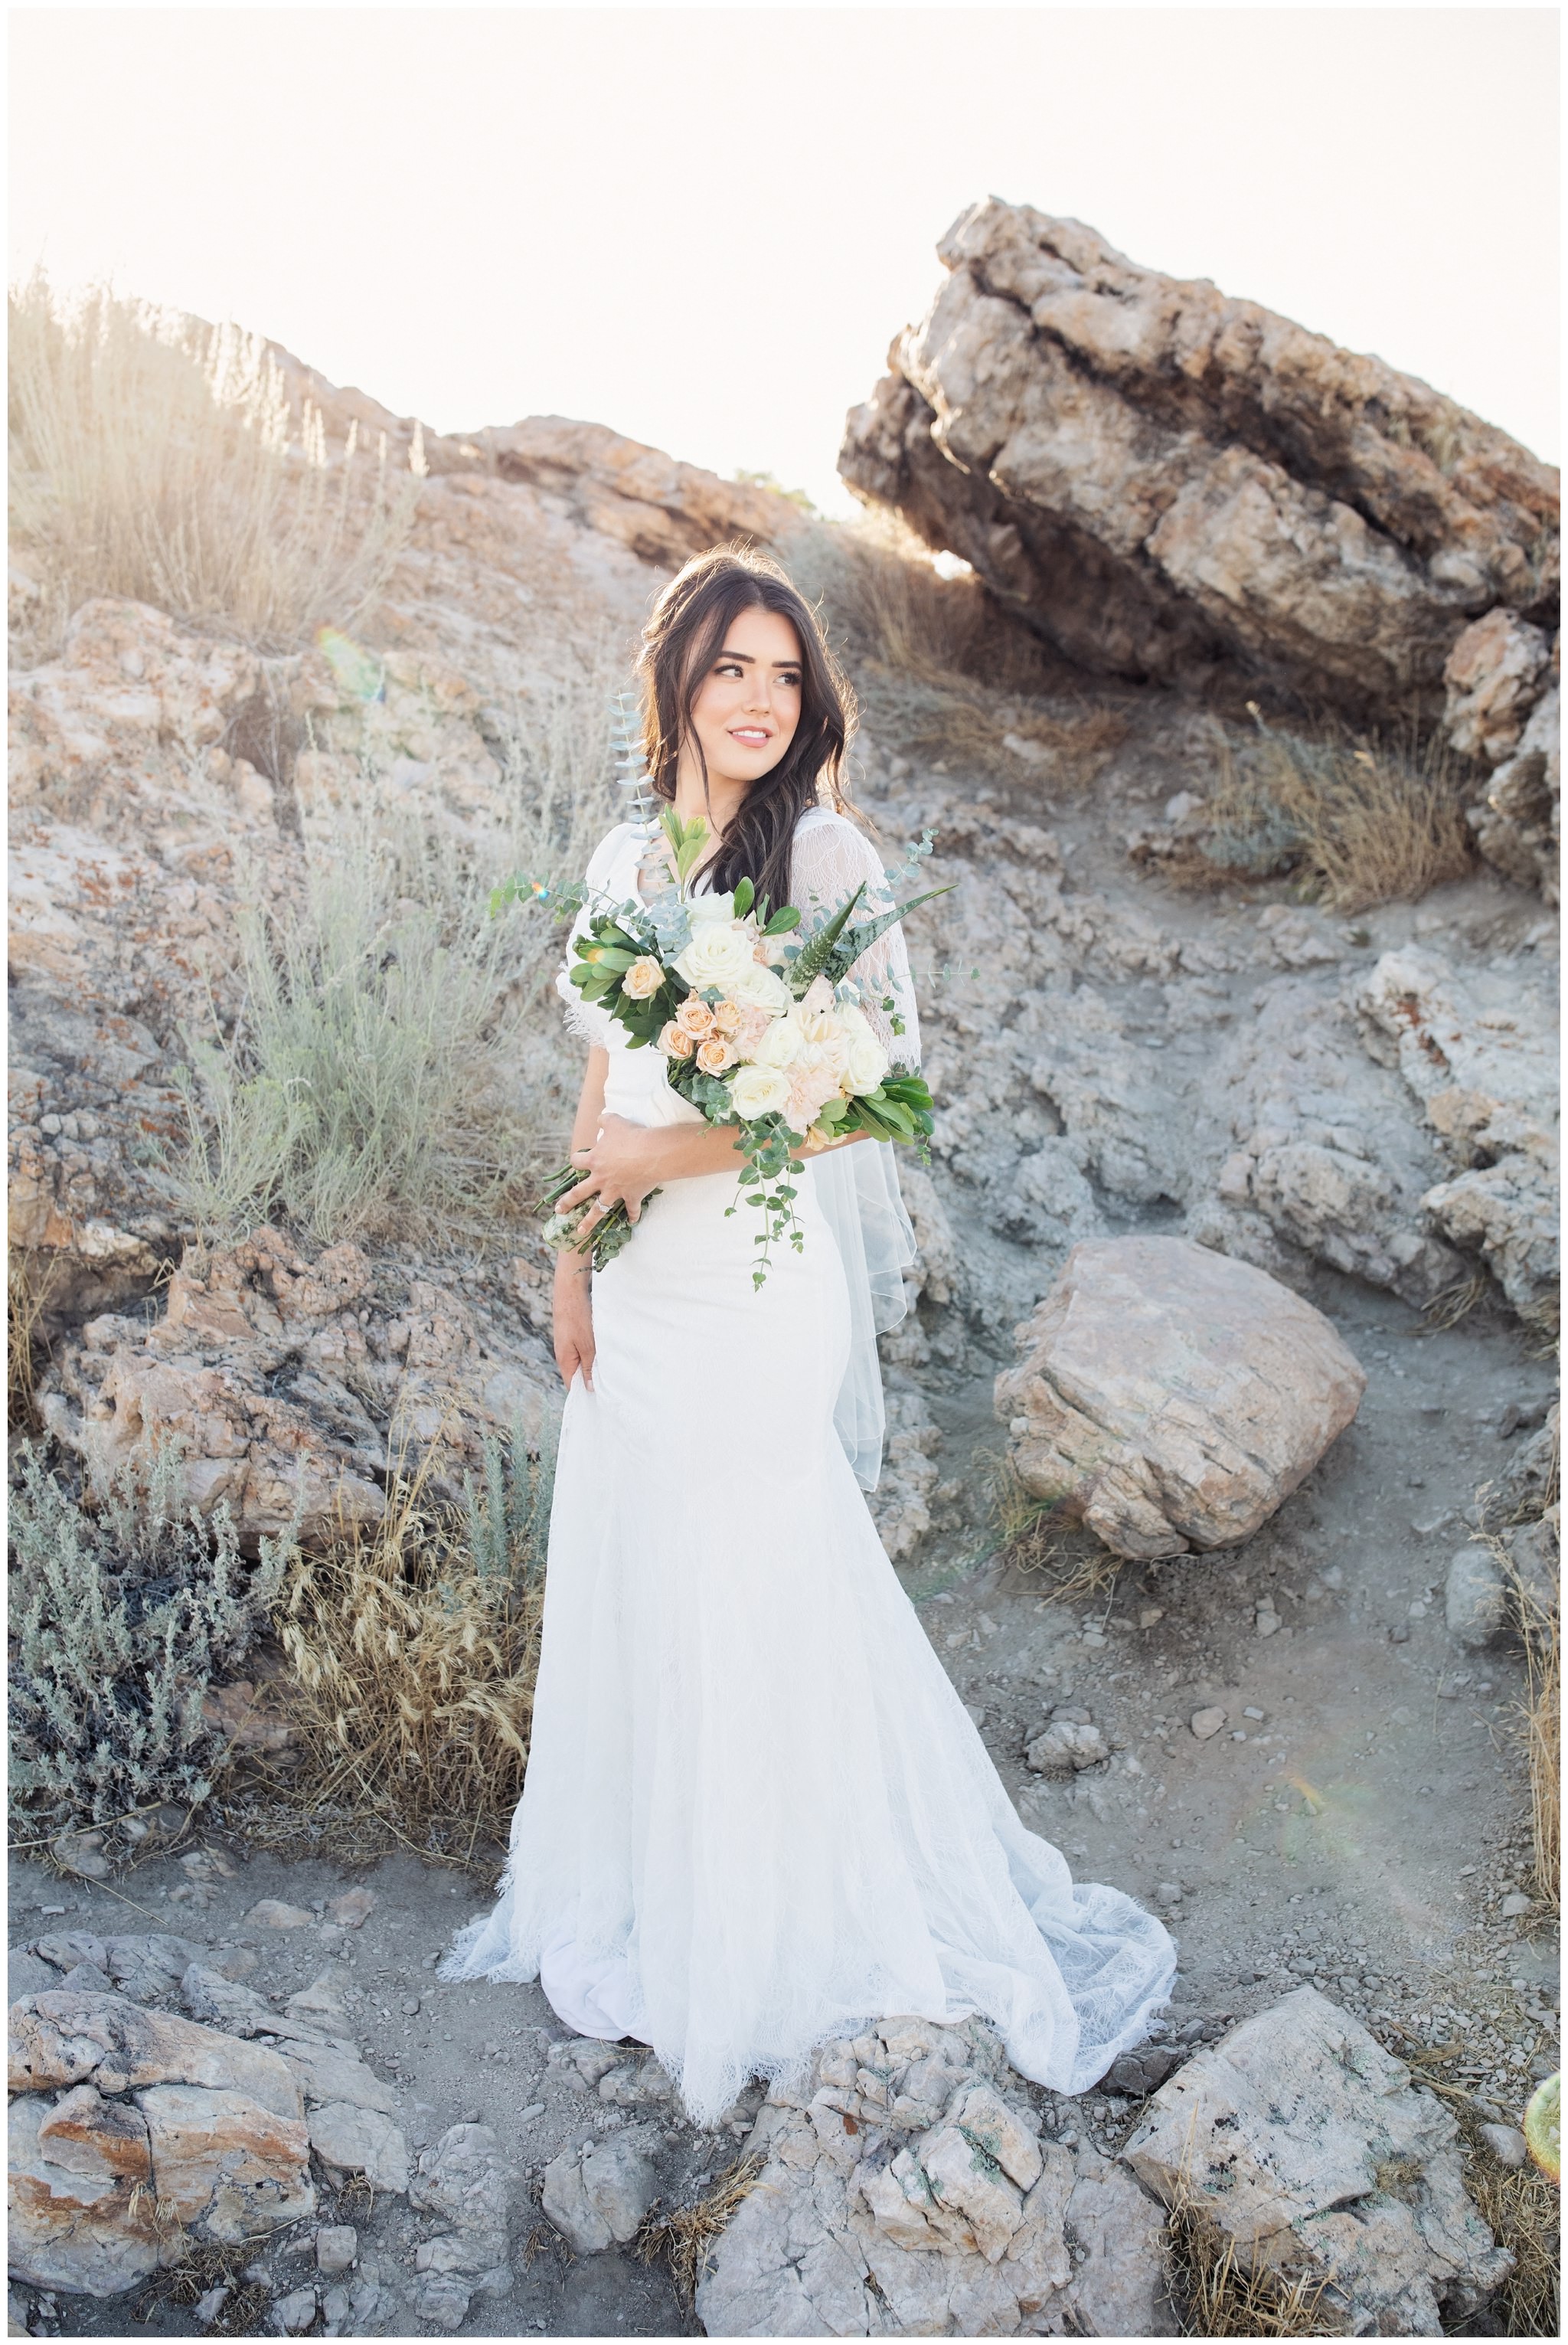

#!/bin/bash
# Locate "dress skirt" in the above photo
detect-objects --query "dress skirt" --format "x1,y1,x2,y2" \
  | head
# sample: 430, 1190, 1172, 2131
441, 1153, 1174, 2126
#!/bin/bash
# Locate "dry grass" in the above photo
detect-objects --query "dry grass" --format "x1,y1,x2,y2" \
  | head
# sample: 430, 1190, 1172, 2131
1455, 2102, 1562, 2338
7, 1248, 58, 1431
1163, 2190, 1345, 2337
273, 1431, 550, 1862
982, 1451, 1125, 1607
1197, 711, 1475, 911
635, 2152, 766, 2305
1492, 1533, 1561, 1906
9, 274, 422, 656
132, 2232, 275, 2336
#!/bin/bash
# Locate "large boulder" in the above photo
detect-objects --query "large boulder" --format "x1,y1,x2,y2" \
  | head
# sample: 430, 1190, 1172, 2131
840, 200, 1558, 721
1443, 615, 1560, 902
7, 1993, 313, 2298
1124, 1987, 1513, 2333
995, 1236, 1365, 1558
695, 2016, 1175, 2338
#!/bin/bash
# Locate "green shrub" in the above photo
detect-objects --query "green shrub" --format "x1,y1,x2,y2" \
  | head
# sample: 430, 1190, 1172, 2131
8, 1444, 292, 1834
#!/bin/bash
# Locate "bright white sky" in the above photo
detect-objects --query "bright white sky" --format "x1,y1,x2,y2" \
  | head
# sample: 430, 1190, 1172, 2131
9, 5, 1560, 513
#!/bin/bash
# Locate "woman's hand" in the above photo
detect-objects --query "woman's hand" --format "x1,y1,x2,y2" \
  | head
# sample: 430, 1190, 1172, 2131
558, 1114, 668, 1224
553, 1252, 596, 1392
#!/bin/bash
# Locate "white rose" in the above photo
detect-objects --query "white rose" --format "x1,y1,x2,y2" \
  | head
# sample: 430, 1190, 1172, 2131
724, 960, 790, 1012
729, 1063, 792, 1120
846, 1033, 890, 1093
674, 921, 758, 991
753, 1015, 805, 1068
794, 1007, 850, 1076
687, 891, 737, 926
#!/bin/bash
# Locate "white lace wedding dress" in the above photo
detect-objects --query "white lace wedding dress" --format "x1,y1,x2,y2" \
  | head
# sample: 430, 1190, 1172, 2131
441, 809, 1174, 2124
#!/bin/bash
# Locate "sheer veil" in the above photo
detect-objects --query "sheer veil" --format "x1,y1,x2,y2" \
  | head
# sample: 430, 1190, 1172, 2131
792, 809, 922, 1491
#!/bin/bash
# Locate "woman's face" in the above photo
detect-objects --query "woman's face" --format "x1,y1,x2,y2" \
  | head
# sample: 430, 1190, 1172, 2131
683, 604, 802, 792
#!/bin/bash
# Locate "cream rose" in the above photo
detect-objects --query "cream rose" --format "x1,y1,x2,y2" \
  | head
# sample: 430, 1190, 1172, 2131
696, 1035, 736, 1074
793, 1007, 850, 1078
659, 1021, 695, 1058
753, 1015, 805, 1069
729, 1063, 792, 1120
675, 996, 714, 1038
622, 955, 665, 1000
674, 921, 756, 991
846, 1033, 890, 1093
723, 959, 790, 1012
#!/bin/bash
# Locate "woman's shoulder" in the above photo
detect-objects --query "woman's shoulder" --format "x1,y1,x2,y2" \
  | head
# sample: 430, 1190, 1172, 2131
791, 806, 882, 881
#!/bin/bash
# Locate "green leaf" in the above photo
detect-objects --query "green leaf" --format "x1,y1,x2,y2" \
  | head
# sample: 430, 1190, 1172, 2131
763, 904, 802, 935
733, 877, 754, 918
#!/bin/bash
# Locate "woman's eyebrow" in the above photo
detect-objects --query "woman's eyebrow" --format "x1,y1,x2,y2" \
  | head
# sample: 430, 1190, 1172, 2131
715, 646, 802, 668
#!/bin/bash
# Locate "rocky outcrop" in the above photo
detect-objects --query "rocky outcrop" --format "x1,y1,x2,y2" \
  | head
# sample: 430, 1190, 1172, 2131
1125, 1986, 1514, 2332
407, 2122, 521, 2328
39, 1226, 554, 1542
995, 1236, 1366, 1558
1354, 947, 1559, 1317
1444, 614, 1560, 901
696, 2015, 1175, 2338
840, 200, 1558, 720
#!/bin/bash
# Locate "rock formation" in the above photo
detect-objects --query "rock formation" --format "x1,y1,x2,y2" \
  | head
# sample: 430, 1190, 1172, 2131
840, 200, 1558, 722
995, 1236, 1367, 1558
694, 1991, 1512, 2337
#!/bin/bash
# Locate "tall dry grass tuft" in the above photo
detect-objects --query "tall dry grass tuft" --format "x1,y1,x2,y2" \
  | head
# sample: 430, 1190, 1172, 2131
1494, 1532, 1561, 1906
980, 1450, 1124, 1607
8, 1250, 59, 1431
1457, 2103, 1561, 2337
9, 275, 423, 655
274, 1428, 551, 1862
1200, 710, 1475, 911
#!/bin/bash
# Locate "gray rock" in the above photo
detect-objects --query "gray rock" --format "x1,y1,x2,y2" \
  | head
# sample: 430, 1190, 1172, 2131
305, 2104, 408, 2195
1062, 2152, 1178, 2336
542, 2136, 656, 2254
544, 2037, 625, 2092
273, 2284, 318, 2334
1446, 1545, 1509, 1649
1478, 2123, 1529, 2169
1104, 2045, 1179, 2098
1124, 1987, 1514, 2332
181, 1962, 272, 2036
278, 2042, 396, 2116
1026, 1719, 1110, 1776
409, 2272, 471, 2330
315, 2225, 357, 2275
409, 2123, 514, 2236
10, 1951, 63, 2000
192, 2283, 230, 2326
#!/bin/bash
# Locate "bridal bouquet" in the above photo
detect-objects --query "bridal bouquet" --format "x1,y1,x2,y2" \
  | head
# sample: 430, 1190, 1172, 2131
536, 809, 945, 1285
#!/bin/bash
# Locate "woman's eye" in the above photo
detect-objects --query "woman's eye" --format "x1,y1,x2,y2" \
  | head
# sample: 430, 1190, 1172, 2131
779, 672, 802, 689
715, 660, 743, 678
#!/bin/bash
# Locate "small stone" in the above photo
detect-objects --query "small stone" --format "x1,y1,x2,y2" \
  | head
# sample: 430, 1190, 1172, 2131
327, 1889, 375, 1931
1478, 2123, 1528, 2168
247, 1900, 314, 1931
401, 1997, 420, 2016
1156, 1882, 1183, 1903
518, 2102, 545, 2125
1390, 1622, 1411, 1643
1026, 1719, 1111, 1775
1499, 1892, 1534, 1918
315, 2225, 357, 2275
1243, 1707, 1266, 1721
273, 2285, 318, 2334
1138, 1606, 1164, 1627
193, 2283, 230, 2327
1191, 1707, 1227, 1739
460, 2107, 482, 2126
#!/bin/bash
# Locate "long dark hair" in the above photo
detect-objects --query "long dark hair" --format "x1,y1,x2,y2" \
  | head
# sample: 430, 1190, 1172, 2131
638, 545, 858, 912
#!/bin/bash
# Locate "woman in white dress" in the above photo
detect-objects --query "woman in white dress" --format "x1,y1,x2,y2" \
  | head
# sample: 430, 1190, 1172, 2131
442, 549, 1174, 2126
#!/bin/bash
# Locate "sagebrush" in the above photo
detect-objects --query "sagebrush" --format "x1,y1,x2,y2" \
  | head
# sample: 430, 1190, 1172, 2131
8, 274, 423, 656
8, 1444, 292, 1834
273, 1425, 552, 1860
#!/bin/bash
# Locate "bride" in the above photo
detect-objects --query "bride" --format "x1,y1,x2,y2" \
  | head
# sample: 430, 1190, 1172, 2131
442, 548, 1174, 2125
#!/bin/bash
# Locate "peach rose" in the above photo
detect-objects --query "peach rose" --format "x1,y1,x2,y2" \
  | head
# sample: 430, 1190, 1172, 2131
697, 1035, 737, 1074
675, 996, 714, 1038
622, 956, 665, 1000
710, 998, 744, 1036
659, 1021, 696, 1058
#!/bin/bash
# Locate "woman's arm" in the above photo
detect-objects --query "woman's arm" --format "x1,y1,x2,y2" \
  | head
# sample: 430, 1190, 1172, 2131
553, 1049, 609, 1392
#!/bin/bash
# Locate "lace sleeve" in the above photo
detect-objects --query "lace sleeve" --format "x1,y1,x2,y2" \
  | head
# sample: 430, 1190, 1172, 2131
555, 825, 633, 1051
791, 813, 922, 1069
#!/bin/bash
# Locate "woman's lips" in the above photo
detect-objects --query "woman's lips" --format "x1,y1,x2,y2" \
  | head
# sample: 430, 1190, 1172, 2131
730, 727, 771, 744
